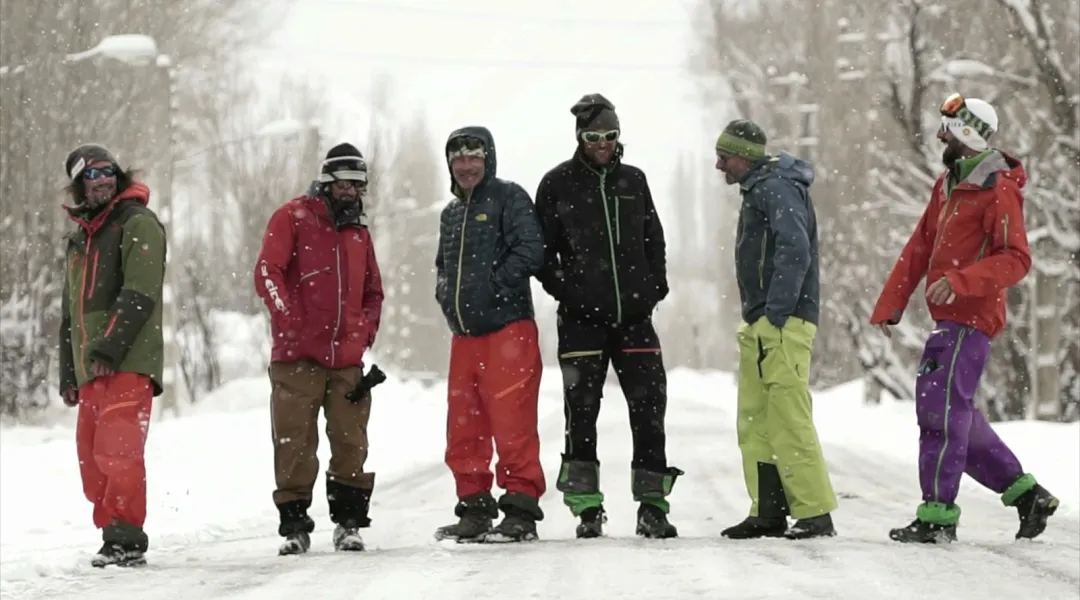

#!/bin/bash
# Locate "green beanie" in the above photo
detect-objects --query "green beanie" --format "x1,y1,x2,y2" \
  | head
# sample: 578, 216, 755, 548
715, 119, 767, 161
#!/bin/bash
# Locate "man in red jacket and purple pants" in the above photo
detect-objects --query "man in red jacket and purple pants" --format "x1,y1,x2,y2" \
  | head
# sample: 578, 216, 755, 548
254, 143, 385, 556
870, 94, 1059, 544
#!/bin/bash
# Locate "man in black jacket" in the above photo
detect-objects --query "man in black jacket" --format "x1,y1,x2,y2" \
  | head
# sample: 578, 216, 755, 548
433, 126, 547, 544
535, 94, 682, 540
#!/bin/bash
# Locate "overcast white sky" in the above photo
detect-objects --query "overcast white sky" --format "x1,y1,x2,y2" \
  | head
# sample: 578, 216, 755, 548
254, 0, 731, 225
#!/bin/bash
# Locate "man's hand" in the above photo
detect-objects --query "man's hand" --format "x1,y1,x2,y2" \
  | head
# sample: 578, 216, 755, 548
90, 360, 116, 378
877, 323, 892, 338
61, 389, 79, 407
926, 277, 957, 306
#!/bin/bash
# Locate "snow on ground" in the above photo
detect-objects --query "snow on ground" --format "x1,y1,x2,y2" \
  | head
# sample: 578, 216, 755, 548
1, 368, 1078, 599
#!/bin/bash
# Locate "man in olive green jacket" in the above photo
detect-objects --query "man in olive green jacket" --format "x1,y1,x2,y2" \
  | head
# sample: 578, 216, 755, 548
58, 143, 167, 568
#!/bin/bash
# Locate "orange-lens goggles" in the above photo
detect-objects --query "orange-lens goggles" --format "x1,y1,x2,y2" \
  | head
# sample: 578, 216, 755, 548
940, 93, 965, 117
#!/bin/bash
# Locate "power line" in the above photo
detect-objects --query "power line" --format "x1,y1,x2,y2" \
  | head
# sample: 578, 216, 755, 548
296, 0, 689, 29
250, 47, 689, 72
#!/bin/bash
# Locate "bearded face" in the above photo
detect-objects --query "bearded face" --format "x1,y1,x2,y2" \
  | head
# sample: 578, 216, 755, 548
82, 162, 118, 209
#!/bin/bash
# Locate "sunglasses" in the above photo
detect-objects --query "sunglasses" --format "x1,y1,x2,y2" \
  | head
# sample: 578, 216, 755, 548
581, 130, 619, 144
447, 135, 486, 154
82, 166, 116, 180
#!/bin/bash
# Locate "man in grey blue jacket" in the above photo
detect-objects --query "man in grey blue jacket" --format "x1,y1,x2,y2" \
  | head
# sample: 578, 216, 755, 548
714, 119, 838, 541
432, 126, 548, 544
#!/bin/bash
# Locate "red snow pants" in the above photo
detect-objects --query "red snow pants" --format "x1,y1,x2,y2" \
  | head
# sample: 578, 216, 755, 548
445, 319, 546, 500
75, 372, 153, 529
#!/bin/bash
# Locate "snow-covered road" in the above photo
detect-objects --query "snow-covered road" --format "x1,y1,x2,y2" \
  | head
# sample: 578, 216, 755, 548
3, 374, 1078, 599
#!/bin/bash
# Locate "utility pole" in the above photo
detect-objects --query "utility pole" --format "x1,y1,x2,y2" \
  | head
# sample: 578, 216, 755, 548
157, 54, 180, 419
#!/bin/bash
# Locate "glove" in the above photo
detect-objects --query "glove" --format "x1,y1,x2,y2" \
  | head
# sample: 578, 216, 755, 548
61, 389, 79, 407
345, 364, 387, 404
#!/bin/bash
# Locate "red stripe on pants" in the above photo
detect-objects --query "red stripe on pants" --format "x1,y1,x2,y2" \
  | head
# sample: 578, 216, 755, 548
444, 319, 546, 500
75, 372, 153, 529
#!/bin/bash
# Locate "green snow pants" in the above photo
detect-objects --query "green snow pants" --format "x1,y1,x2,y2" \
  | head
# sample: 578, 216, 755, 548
736, 316, 837, 520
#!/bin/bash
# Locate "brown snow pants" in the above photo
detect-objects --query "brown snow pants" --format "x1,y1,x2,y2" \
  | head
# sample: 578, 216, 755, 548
269, 360, 375, 506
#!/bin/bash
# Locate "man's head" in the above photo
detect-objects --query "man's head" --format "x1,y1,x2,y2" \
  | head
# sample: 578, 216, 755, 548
447, 135, 487, 194
318, 143, 367, 204
715, 119, 768, 185
64, 143, 122, 209
571, 93, 620, 165
937, 94, 998, 169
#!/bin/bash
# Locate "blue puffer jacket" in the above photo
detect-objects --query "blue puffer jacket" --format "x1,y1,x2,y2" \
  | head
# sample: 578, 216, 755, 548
435, 126, 545, 337
734, 152, 821, 329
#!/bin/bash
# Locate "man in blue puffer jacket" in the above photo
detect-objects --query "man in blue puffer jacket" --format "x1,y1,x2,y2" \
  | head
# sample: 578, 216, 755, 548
432, 126, 547, 544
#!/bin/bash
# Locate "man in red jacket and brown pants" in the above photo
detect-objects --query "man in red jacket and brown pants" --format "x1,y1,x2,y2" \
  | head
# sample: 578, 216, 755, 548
870, 95, 1059, 545
254, 143, 384, 556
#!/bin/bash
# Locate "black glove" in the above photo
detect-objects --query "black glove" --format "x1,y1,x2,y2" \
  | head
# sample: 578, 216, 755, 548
345, 364, 387, 404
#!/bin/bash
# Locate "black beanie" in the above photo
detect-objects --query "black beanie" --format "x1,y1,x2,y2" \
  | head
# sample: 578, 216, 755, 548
65, 143, 118, 180
319, 143, 368, 183
570, 93, 620, 133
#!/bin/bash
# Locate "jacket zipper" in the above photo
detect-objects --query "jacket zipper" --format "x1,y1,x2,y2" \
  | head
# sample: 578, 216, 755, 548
597, 170, 623, 323
1002, 214, 1009, 249
87, 250, 100, 299
454, 197, 470, 333
76, 238, 92, 382
758, 231, 769, 290
330, 243, 343, 364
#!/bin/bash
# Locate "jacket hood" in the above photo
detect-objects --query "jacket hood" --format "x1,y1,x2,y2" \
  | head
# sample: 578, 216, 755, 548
740, 152, 814, 191
957, 149, 1027, 191
446, 126, 497, 195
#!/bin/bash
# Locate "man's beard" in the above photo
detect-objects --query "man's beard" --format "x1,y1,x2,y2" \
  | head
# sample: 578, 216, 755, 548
942, 142, 963, 169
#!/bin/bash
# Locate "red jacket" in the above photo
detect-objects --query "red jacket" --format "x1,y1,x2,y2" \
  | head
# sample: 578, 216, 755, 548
870, 150, 1031, 339
254, 194, 384, 368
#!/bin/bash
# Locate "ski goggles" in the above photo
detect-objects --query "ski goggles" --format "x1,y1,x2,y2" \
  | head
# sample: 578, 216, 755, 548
580, 129, 619, 144
939, 93, 994, 139
82, 166, 117, 180
447, 136, 486, 160
318, 157, 368, 183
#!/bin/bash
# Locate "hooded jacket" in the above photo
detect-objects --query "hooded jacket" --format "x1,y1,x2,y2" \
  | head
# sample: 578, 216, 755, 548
59, 182, 167, 394
734, 152, 821, 329
871, 150, 1031, 338
535, 144, 668, 325
435, 126, 544, 337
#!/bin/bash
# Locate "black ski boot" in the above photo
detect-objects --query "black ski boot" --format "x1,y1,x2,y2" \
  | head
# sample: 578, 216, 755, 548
723, 462, 790, 540
481, 492, 543, 543
785, 514, 836, 540
557, 459, 606, 539
889, 519, 957, 544
629, 466, 683, 539
1013, 484, 1059, 540
721, 516, 788, 539
327, 480, 372, 552
434, 492, 498, 542
576, 506, 607, 539
333, 521, 366, 552
91, 521, 149, 568
276, 500, 316, 556
636, 503, 678, 539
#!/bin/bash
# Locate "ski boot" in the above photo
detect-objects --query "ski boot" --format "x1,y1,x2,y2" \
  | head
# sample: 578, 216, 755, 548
721, 516, 788, 539
434, 492, 498, 543
636, 503, 678, 539
630, 467, 683, 540
889, 519, 957, 544
480, 492, 542, 543
91, 520, 149, 568
277, 500, 316, 556
785, 514, 836, 540
1009, 480, 1059, 540
333, 521, 366, 552
576, 506, 607, 539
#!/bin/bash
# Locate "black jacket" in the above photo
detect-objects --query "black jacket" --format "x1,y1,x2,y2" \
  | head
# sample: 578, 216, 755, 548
435, 126, 544, 337
535, 146, 668, 325
735, 152, 820, 328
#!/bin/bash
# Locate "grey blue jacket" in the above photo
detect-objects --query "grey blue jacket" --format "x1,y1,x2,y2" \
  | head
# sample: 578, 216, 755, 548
435, 126, 544, 337
734, 152, 820, 328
